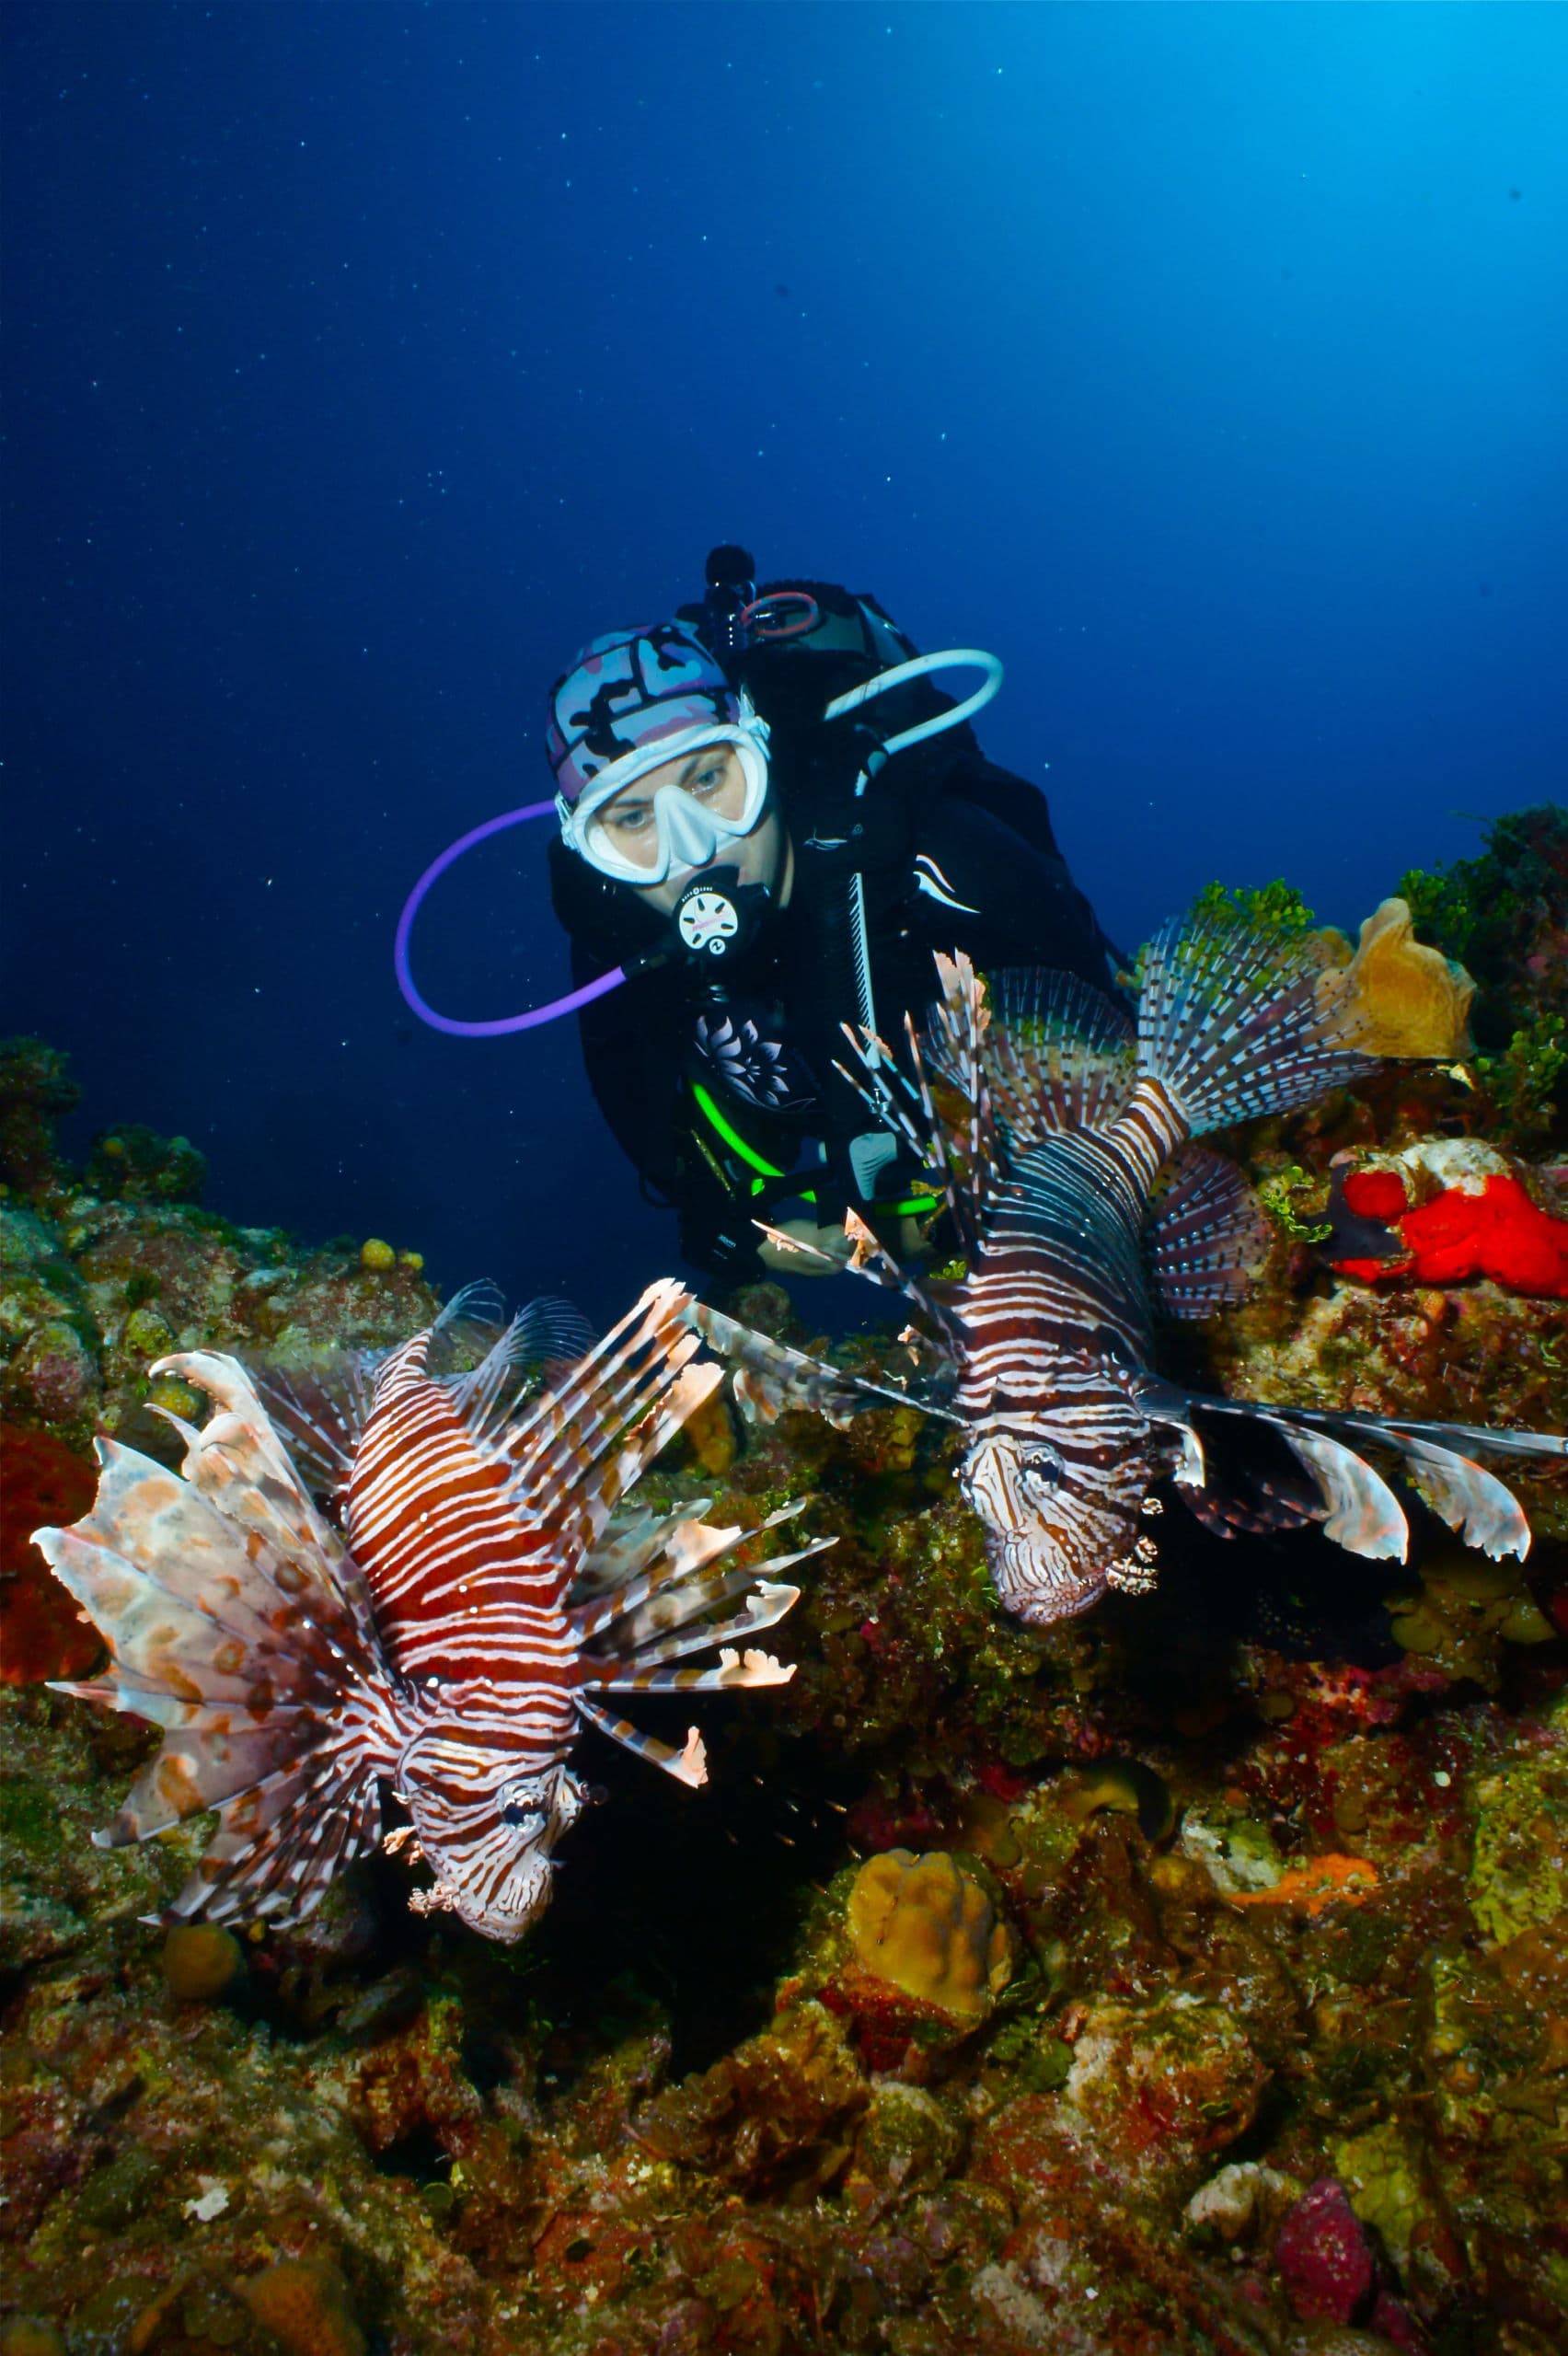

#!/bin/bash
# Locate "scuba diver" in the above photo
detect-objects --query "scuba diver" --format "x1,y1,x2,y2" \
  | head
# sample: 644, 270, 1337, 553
545, 550, 1113, 1278
396, 548, 1114, 1280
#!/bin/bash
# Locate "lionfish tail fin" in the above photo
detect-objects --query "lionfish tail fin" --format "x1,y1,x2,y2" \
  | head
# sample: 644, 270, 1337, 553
983, 965, 1136, 1146
34, 1376, 401, 1925
1136, 911, 1379, 1136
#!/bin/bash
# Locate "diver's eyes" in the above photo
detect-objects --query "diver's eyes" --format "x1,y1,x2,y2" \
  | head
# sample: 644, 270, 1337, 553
688, 760, 727, 797
604, 803, 652, 836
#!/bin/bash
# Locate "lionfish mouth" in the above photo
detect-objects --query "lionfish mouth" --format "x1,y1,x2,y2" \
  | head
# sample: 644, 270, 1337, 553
988, 1534, 1108, 1627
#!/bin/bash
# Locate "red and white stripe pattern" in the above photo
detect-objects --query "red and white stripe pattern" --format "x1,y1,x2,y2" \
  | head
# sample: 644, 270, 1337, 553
37, 1281, 821, 1946
953, 1077, 1188, 1621
342, 1278, 813, 1940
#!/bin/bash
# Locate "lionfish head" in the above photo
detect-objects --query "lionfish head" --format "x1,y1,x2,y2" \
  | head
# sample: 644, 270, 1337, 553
399, 1727, 589, 1943
962, 1429, 1149, 1627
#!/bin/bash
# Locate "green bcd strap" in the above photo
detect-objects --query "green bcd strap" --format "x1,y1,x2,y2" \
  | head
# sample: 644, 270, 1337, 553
687, 1080, 934, 1219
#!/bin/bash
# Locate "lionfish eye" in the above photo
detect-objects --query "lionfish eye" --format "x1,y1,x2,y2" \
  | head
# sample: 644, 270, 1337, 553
498, 1782, 549, 1833
1020, 1450, 1064, 1489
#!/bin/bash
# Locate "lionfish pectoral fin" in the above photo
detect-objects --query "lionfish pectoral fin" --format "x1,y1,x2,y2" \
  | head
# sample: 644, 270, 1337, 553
1107, 1367, 1206, 1485
1366, 1416, 1566, 1466
1146, 1144, 1273, 1318
838, 1208, 965, 1356
1314, 1420, 1535, 1561
682, 1299, 940, 1430
574, 1695, 708, 1788
603, 1576, 806, 1674
1263, 1420, 1410, 1561
33, 1394, 400, 1929
1216, 1400, 1557, 1558
582, 1646, 796, 1695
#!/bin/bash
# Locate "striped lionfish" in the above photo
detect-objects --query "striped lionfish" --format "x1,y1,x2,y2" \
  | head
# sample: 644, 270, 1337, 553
689, 911, 1564, 1627
33, 1279, 829, 1941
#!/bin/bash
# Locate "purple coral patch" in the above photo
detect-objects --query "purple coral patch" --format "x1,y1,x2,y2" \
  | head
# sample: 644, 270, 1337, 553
1274, 2177, 1377, 2324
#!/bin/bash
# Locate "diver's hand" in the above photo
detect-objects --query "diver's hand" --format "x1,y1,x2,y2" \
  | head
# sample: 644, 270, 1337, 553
756, 1218, 854, 1276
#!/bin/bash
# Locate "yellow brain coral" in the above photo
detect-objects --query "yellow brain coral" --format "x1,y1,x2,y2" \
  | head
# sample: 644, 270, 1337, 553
1315, 896, 1474, 1059
358, 1238, 396, 1272
847, 1849, 1011, 2019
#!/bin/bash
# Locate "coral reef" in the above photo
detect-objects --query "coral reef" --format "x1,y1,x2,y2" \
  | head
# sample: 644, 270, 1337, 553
845, 1850, 1011, 2022
2, 827, 1566, 2356
0, 1045, 438, 1457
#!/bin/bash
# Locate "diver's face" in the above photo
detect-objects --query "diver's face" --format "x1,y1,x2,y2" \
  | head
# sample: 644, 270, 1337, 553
961, 1431, 1143, 1627
594, 743, 785, 914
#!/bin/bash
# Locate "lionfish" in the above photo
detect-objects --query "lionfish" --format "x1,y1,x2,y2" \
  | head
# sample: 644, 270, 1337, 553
688, 911, 1564, 1627
33, 1279, 828, 1941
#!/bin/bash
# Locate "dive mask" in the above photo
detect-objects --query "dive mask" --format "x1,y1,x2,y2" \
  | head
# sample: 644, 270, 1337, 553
558, 714, 771, 888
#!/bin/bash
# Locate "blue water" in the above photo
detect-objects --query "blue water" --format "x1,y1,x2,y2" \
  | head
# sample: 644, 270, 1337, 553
5, 3, 1565, 1322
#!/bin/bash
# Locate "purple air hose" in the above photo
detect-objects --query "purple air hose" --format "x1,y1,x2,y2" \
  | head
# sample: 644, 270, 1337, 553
393, 800, 629, 1037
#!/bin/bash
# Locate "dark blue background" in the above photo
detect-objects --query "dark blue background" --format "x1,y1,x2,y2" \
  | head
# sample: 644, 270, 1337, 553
5, 3, 1565, 1320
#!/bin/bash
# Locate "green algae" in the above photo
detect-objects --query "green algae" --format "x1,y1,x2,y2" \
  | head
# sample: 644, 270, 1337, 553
1332, 2119, 1428, 2272
1468, 1691, 1568, 1946
1192, 878, 1316, 933
1255, 1160, 1334, 1243
1474, 1010, 1568, 1144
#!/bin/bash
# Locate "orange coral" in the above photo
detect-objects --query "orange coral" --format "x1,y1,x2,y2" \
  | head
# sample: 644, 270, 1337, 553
846, 1849, 1010, 2019
0, 1423, 99, 1683
1229, 1854, 1379, 1917
235, 2260, 365, 2356
1316, 896, 1474, 1058
162, 1924, 245, 2002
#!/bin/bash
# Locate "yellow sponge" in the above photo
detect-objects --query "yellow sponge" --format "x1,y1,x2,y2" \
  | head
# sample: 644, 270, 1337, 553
847, 1849, 1010, 2020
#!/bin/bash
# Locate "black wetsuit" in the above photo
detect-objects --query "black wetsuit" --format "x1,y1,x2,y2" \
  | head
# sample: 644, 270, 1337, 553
548, 584, 1113, 1280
